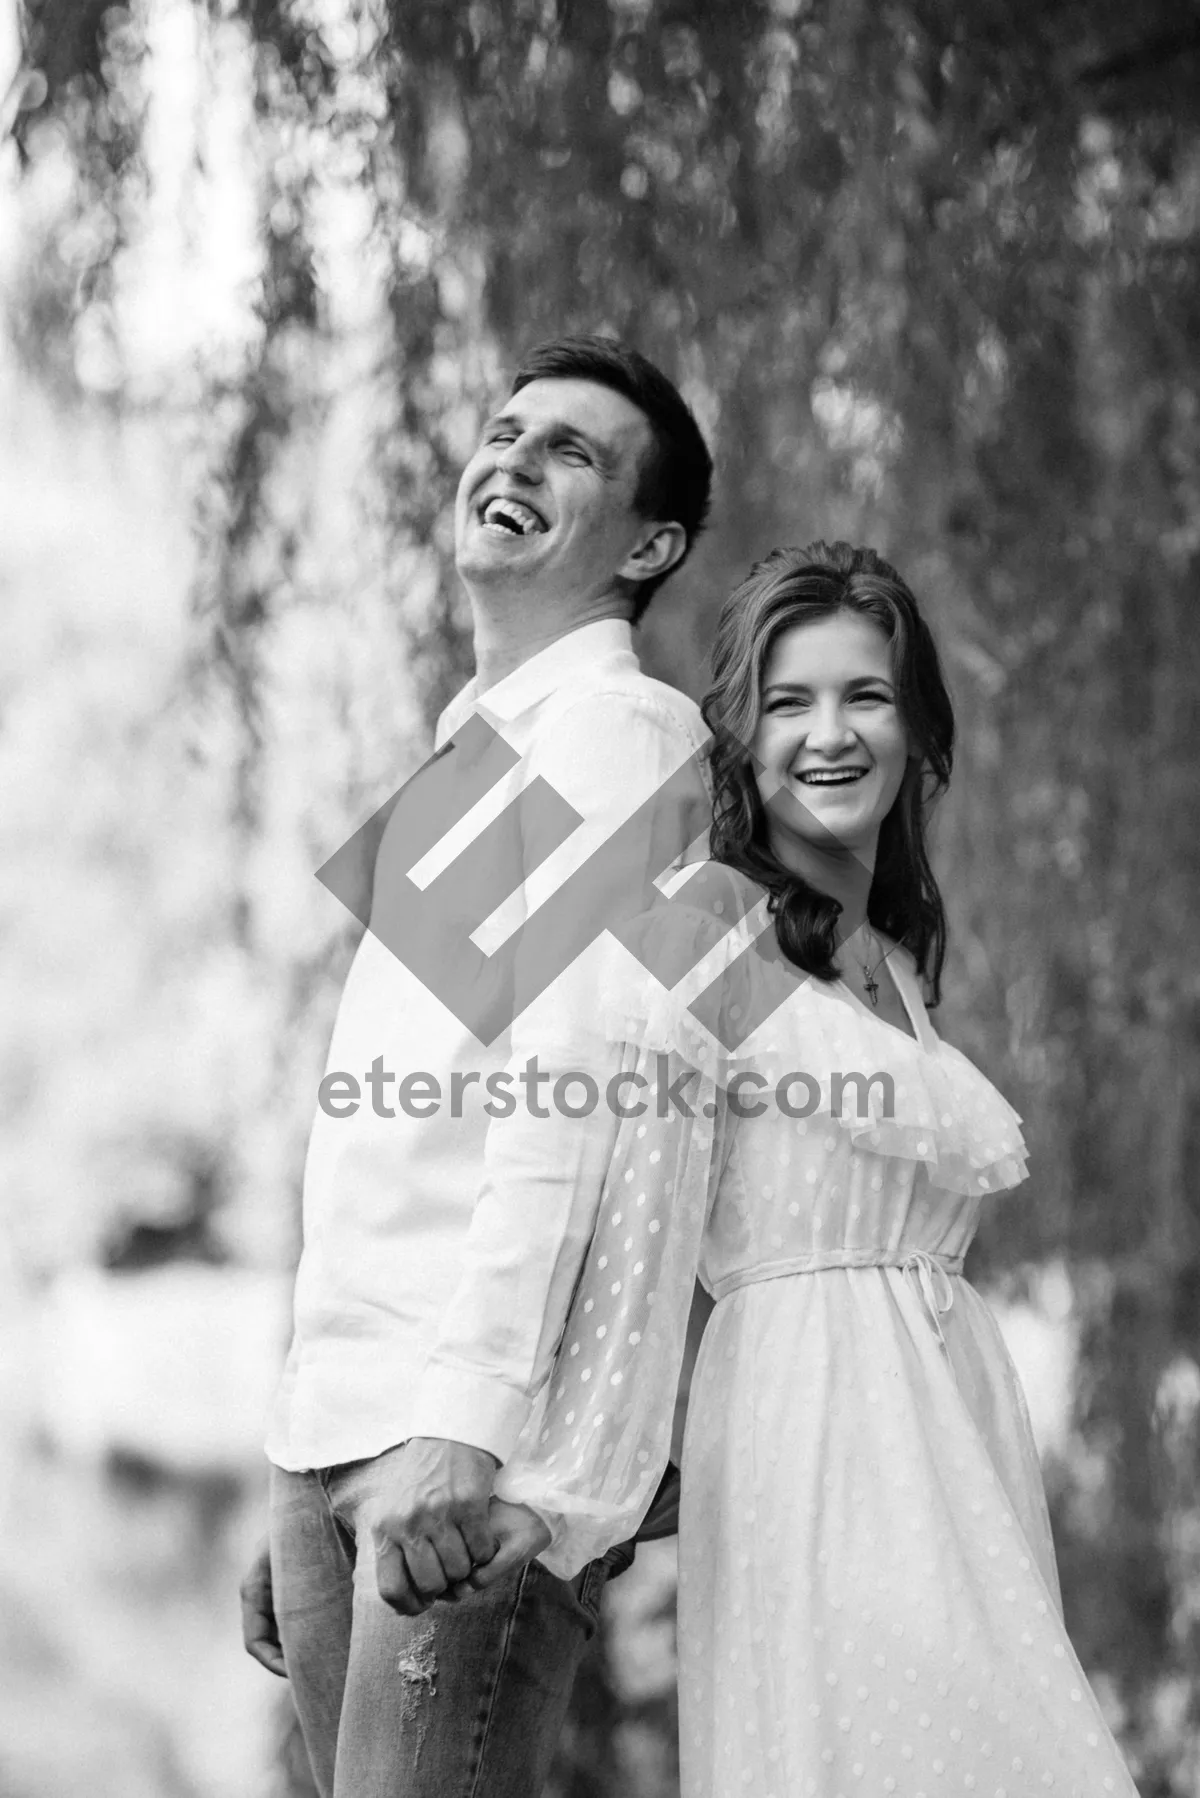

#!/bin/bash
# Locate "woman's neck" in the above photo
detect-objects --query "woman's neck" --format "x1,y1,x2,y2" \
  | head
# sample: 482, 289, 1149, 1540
763, 825, 876, 942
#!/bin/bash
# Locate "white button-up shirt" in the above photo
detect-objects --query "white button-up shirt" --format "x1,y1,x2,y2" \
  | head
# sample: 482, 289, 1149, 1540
266, 618, 709, 1472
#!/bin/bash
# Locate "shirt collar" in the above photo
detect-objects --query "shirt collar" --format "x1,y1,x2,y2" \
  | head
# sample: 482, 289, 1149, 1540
437, 617, 639, 740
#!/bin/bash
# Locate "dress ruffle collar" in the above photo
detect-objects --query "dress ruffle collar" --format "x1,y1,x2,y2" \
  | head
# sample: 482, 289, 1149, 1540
601, 864, 1028, 1200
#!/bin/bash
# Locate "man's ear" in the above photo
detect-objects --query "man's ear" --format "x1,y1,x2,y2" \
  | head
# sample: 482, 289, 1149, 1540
619, 521, 687, 585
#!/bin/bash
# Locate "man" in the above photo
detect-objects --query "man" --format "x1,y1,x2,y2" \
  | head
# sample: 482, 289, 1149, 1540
241, 335, 714, 1796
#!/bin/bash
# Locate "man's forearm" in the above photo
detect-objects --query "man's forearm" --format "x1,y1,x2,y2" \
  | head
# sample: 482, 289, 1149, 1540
409, 1029, 624, 1460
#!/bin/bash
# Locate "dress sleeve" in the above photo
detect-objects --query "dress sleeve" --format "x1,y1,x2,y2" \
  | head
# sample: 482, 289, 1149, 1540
492, 1032, 728, 1577
490, 877, 753, 1577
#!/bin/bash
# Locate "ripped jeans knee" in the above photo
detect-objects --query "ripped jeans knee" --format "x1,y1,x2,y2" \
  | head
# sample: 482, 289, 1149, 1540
395, 1617, 438, 1708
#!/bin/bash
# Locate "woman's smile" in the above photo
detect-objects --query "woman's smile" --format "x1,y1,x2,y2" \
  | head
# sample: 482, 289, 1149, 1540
792, 763, 869, 786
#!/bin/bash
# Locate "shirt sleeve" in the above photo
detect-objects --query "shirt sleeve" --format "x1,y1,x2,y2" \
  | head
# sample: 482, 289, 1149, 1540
405, 691, 712, 1461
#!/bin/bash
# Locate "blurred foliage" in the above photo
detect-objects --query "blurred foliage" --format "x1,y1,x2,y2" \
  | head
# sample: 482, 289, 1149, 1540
4, 0, 1200, 1792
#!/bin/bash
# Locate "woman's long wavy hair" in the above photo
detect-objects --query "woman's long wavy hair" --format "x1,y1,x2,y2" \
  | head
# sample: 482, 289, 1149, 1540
701, 541, 955, 1005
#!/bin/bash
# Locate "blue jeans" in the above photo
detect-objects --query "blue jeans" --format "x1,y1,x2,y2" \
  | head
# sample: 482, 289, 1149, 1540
268, 1448, 634, 1798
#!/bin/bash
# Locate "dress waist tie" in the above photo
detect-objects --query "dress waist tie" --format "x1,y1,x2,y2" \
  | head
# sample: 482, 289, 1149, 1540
901, 1250, 959, 1353
711, 1248, 964, 1352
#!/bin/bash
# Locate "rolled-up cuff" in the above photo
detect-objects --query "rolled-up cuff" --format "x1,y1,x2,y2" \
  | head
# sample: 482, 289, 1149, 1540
406, 1363, 532, 1465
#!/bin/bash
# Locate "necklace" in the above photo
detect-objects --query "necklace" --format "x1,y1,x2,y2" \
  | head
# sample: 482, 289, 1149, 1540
857, 928, 893, 1007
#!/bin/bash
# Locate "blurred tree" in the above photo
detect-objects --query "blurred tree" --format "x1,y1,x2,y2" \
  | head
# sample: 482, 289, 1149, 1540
5, 0, 1200, 1791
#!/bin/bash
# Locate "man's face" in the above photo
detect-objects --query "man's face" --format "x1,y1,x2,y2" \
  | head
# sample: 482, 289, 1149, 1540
454, 377, 662, 605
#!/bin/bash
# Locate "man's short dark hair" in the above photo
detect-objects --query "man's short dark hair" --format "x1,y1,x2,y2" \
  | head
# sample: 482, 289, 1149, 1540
510, 334, 713, 621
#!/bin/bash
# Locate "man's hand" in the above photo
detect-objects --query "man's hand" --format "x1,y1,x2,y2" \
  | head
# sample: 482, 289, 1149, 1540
442, 1498, 552, 1603
240, 1537, 287, 1677
371, 1437, 500, 1616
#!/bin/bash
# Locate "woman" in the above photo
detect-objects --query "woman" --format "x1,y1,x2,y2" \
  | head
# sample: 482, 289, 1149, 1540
491, 542, 1138, 1796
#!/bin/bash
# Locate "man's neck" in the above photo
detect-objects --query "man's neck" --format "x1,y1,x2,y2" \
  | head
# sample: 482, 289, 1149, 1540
468, 590, 635, 696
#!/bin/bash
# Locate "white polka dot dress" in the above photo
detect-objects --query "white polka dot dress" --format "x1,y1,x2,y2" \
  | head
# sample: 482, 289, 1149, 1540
496, 864, 1139, 1798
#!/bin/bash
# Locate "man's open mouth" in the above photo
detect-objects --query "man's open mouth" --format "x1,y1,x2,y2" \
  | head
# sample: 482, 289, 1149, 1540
795, 767, 869, 786
480, 496, 548, 537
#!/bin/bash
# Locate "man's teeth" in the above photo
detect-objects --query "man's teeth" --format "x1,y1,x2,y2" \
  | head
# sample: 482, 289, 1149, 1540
482, 498, 544, 536
797, 768, 867, 785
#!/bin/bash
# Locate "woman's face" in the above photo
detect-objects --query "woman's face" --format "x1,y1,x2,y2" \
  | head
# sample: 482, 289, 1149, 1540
751, 611, 910, 862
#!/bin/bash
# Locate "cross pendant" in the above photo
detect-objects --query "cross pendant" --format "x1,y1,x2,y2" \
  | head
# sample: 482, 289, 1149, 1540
863, 974, 879, 1006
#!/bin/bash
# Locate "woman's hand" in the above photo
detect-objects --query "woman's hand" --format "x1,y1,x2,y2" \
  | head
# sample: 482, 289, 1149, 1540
441, 1498, 551, 1603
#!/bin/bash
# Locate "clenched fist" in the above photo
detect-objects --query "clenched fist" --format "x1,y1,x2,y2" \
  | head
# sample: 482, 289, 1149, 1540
369, 1437, 500, 1615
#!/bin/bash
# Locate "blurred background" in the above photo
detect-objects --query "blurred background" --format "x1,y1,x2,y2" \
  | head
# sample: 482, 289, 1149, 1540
2, 0, 1199, 1793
